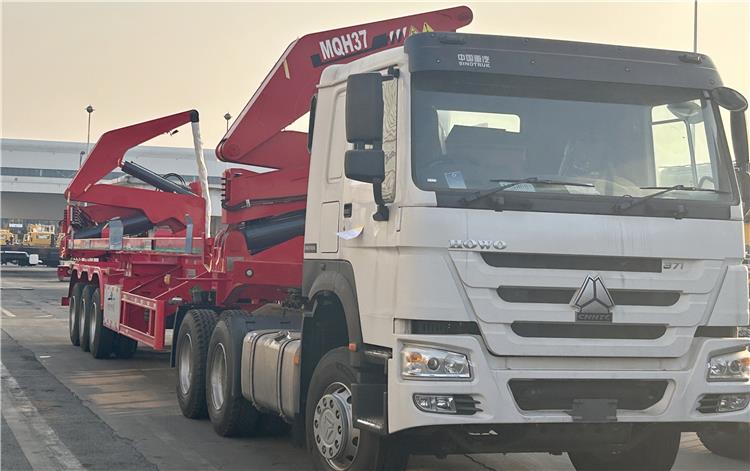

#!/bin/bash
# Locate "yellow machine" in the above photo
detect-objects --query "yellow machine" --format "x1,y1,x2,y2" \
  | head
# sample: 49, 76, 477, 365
0, 229, 16, 246
22, 224, 56, 248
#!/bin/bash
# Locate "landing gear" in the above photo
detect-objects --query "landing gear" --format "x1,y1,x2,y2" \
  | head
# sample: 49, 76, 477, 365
113, 335, 138, 359
175, 309, 218, 419
306, 347, 408, 471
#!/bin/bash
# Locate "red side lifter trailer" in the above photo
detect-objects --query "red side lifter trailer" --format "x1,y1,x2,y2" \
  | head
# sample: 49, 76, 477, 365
62, 8, 473, 468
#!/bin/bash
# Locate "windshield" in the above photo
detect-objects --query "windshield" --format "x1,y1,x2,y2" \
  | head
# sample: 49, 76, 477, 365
412, 73, 736, 217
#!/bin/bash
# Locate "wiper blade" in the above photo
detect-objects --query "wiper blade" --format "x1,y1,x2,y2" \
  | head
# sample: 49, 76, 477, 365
614, 184, 727, 214
462, 177, 593, 205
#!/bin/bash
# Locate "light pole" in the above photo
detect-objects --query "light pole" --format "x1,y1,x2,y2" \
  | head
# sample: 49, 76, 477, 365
224, 113, 232, 131
85, 105, 95, 159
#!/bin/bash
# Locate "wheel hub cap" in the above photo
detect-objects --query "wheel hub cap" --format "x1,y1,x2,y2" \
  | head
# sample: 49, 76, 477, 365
209, 343, 227, 410
178, 334, 192, 395
313, 383, 359, 470
88, 305, 96, 346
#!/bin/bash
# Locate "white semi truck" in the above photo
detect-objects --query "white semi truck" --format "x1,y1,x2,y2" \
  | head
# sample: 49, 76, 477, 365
193, 30, 750, 470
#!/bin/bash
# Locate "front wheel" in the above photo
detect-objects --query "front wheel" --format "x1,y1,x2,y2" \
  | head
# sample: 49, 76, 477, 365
568, 427, 680, 471
698, 423, 750, 461
306, 347, 408, 471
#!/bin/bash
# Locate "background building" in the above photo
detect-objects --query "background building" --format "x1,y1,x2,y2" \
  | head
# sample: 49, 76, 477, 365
1, 138, 233, 236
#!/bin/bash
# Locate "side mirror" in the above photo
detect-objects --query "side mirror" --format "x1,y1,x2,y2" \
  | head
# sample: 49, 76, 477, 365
734, 121, 750, 221
345, 73, 384, 144
344, 73, 390, 221
711, 87, 748, 113
713, 87, 750, 219
344, 149, 384, 184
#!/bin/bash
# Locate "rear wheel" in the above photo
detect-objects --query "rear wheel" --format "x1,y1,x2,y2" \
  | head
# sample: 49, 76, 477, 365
175, 309, 218, 419
206, 312, 259, 436
568, 428, 680, 471
698, 423, 750, 461
306, 347, 408, 471
89, 288, 116, 358
79, 284, 96, 352
68, 282, 85, 346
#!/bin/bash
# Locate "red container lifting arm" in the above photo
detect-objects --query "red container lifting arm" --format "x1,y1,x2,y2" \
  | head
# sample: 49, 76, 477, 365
65, 110, 207, 237
216, 6, 473, 168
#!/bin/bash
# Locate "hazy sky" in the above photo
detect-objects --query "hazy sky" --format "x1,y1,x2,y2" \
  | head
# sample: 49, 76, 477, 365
2, 1, 748, 150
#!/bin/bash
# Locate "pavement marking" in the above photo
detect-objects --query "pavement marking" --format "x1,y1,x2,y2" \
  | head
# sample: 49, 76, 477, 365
1, 363, 84, 471
2, 307, 17, 317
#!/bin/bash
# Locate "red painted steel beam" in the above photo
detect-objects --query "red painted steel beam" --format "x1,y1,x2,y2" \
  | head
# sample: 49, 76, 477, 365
64, 110, 206, 237
66, 110, 198, 200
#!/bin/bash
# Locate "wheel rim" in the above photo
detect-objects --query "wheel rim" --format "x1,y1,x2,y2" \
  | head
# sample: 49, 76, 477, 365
209, 343, 227, 411
178, 333, 193, 395
69, 300, 76, 335
88, 303, 97, 349
79, 300, 87, 343
313, 382, 359, 470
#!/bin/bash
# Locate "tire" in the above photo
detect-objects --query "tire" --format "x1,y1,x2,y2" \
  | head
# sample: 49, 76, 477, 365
698, 423, 750, 461
79, 284, 97, 352
306, 347, 409, 471
568, 428, 680, 471
114, 335, 138, 359
89, 288, 116, 359
175, 309, 218, 419
69, 282, 85, 346
206, 312, 259, 436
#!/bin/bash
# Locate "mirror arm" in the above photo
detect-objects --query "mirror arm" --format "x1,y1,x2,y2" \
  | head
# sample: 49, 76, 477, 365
731, 111, 749, 170
372, 178, 390, 222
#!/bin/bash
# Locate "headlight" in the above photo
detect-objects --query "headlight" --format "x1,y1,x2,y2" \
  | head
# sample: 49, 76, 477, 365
401, 344, 471, 380
707, 348, 750, 382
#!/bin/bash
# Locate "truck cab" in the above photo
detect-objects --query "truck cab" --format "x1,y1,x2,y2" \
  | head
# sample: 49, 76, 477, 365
300, 31, 750, 469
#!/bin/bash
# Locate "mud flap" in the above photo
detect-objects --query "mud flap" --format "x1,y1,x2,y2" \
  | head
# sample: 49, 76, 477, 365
352, 383, 388, 435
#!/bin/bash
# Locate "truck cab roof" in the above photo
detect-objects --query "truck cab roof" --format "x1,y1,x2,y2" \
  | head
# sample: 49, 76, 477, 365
405, 32, 722, 90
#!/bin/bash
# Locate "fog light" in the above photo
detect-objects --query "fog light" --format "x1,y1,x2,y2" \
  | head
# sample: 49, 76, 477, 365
717, 394, 750, 413
414, 394, 457, 414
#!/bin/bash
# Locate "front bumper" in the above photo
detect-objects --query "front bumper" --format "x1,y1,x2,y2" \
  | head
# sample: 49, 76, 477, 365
387, 335, 750, 433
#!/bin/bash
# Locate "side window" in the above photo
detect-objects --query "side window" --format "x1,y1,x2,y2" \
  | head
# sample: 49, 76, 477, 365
381, 77, 398, 203
327, 92, 348, 181
652, 102, 715, 188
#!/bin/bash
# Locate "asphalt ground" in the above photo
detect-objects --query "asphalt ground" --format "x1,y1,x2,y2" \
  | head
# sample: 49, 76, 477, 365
1, 266, 747, 471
